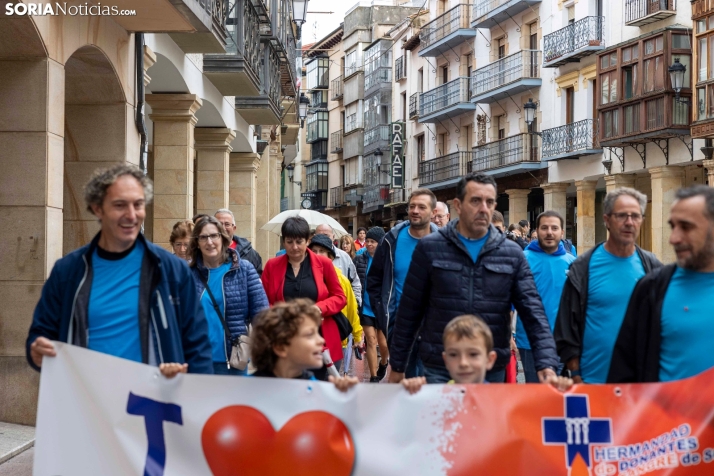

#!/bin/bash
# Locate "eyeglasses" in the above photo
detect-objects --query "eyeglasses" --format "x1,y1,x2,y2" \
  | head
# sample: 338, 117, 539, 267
220, 222, 234, 229
198, 233, 221, 243
172, 242, 189, 250
434, 214, 448, 219
609, 212, 643, 223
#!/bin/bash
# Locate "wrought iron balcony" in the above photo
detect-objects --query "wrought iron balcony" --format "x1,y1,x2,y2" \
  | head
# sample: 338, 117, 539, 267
364, 67, 392, 96
419, 77, 476, 123
364, 125, 390, 155
470, 50, 541, 104
542, 119, 601, 161
625, 0, 675, 27
472, 133, 544, 176
234, 40, 282, 124
419, 4, 477, 58
331, 130, 343, 153
362, 184, 390, 213
471, 0, 542, 29
345, 113, 363, 134
395, 56, 406, 81
204, 0, 261, 96
385, 189, 408, 206
331, 76, 344, 100
543, 16, 605, 68
165, 0, 229, 53
409, 92, 420, 119
419, 151, 473, 188
329, 186, 345, 209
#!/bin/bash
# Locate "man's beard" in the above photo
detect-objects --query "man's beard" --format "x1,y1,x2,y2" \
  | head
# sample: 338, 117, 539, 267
676, 228, 714, 271
410, 215, 431, 229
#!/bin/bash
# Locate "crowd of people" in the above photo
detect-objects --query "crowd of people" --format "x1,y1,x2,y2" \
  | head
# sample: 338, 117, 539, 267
26, 162, 714, 401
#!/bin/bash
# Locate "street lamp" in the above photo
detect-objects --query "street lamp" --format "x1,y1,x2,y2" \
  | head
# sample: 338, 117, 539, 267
286, 164, 302, 188
669, 58, 690, 104
292, 0, 308, 40
523, 98, 541, 136
298, 93, 310, 128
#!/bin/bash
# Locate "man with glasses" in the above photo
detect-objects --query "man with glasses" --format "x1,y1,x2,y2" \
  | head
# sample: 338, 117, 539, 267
433, 201, 451, 228
214, 208, 263, 276
555, 188, 661, 384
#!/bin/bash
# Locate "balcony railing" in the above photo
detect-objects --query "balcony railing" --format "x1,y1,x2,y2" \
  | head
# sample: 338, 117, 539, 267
600, 95, 690, 144
364, 125, 390, 154
345, 113, 363, 134
409, 92, 420, 118
362, 184, 390, 212
331, 76, 343, 100
364, 66, 392, 92
344, 64, 363, 78
625, 0, 676, 27
395, 56, 406, 81
693, 0, 714, 18
543, 16, 605, 67
420, 4, 476, 57
542, 119, 600, 160
419, 151, 474, 186
471, 0, 541, 29
472, 133, 541, 172
419, 77, 474, 120
386, 188, 407, 206
329, 186, 344, 209
262, 0, 292, 62
470, 50, 541, 103
331, 130, 343, 152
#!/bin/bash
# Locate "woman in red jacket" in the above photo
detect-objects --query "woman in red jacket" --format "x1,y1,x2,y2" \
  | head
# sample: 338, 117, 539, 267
262, 216, 346, 380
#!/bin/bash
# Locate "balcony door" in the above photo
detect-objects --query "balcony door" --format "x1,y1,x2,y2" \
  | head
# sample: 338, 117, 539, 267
566, 87, 575, 152
529, 24, 538, 78
498, 38, 506, 86
567, 6, 575, 52
498, 115, 506, 167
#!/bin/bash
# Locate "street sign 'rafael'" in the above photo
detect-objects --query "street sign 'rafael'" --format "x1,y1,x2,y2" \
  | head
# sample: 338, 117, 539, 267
391, 122, 405, 189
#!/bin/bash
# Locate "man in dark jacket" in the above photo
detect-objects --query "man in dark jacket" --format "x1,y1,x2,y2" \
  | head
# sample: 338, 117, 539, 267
609, 186, 714, 383
554, 188, 661, 384
388, 173, 559, 384
28, 164, 213, 375
367, 189, 439, 378
215, 208, 263, 275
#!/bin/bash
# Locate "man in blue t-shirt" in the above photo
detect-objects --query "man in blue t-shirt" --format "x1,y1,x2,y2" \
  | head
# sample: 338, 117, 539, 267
516, 211, 576, 382
367, 189, 438, 378
555, 188, 661, 384
610, 185, 714, 383
28, 164, 212, 376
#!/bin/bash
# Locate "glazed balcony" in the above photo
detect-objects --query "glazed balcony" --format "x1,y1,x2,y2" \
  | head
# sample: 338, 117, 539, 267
543, 16, 605, 68
364, 125, 390, 155
395, 56, 406, 81
542, 119, 602, 161
625, 0, 676, 27
409, 92, 420, 119
362, 184, 390, 213
204, 0, 260, 96
693, 0, 714, 19
331, 130, 343, 153
419, 77, 476, 123
329, 186, 344, 209
470, 50, 541, 104
345, 113, 364, 135
331, 76, 344, 101
306, 111, 328, 143
234, 40, 283, 124
472, 133, 544, 177
419, 4, 477, 58
419, 151, 473, 189
471, 0, 541, 29
364, 67, 392, 96
599, 96, 690, 147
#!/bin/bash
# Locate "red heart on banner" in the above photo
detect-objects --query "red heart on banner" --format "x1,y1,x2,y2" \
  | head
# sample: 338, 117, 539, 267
201, 406, 355, 476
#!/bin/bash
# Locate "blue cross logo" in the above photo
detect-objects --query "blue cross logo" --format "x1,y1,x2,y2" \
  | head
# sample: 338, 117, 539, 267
542, 395, 613, 468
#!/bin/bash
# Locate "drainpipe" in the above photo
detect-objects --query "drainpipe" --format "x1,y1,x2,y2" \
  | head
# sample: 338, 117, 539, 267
135, 32, 148, 174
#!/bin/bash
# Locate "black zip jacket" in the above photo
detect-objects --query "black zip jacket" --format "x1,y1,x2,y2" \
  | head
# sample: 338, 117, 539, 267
553, 242, 662, 366
608, 264, 677, 383
354, 252, 369, 307
389, 221, 559, 373
232, 235, 263, 276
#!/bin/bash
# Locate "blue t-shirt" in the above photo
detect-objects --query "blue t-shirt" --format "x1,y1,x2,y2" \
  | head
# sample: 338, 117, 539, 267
393, 226, 420, 307
660, 267, 714, 382
87, 241, 145, 363
200, 262, 232, 363
516, 242, 576, 349
362, 254, 375, 317
580, 246, 645, 383
457, 231, 488, 263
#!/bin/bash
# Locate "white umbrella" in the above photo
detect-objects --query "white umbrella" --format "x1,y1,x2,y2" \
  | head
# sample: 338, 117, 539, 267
260, 209, 349, 238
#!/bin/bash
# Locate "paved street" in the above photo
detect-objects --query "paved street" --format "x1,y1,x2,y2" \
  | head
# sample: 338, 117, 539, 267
0, 448, 33, 476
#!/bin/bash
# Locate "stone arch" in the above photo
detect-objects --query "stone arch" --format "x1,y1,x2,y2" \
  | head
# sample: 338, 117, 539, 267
63, 45, 129, 254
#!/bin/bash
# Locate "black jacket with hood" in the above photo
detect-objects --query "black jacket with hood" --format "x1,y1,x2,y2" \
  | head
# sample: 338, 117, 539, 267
232, 235, 263, 276
389, 221, 559, 374
553, 242, 662, 367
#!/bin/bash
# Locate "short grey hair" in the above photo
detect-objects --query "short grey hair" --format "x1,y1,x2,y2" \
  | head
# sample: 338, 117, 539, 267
84, 163, 153, 213
215, 208, 235, 223
603, 187, 647, 216
436, 201, 450, 214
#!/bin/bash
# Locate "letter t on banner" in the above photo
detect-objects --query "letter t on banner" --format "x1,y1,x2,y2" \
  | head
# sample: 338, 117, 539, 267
127, 392, 183, 476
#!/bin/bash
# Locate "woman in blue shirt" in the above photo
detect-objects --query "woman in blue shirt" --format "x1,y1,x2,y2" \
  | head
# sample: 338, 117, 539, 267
190, 216, 268, 375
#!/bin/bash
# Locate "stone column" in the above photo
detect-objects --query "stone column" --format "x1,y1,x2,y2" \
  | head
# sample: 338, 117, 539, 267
269, 137, 283, 256
505, 189, 530, 226
542, 183, 569, 230
229, 152, 261, 244
146, 94, 202, 249
650, 166, 684, 263
702, 159, 714, 187
195, 128, 236, 216
604, 174, 636, 193
575, 180, 597, 254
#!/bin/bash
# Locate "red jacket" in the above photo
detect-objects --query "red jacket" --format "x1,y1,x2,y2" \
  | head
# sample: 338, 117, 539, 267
262, 249, 347, 361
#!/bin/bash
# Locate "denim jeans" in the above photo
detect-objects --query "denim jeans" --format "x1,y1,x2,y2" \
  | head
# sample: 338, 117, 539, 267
212, 362, 247, 376
405, 341, 425, 378
485, 367, 506, 383
518, 348, 540, 383
423, 364, 451, 384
